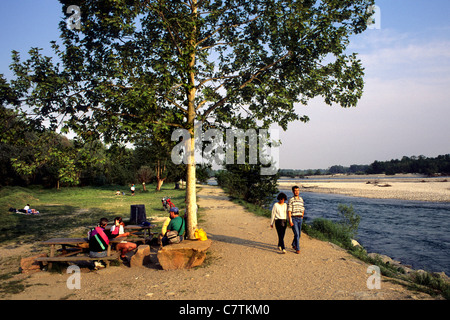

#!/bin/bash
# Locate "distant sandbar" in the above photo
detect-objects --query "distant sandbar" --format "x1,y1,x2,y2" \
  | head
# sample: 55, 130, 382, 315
278, 175, 450, 202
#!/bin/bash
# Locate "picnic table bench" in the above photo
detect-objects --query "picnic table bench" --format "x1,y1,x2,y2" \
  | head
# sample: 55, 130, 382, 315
36, 225, 156, 270
36, 237, 126, 270
87, 224, 156, 242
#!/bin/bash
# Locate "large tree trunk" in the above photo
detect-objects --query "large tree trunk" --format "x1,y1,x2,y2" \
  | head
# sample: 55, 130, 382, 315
155, 160, 167, 191
156, 177, 165, 191
184, 0, 198, 239
185, 91, 198, 239
185, 145, 197, 239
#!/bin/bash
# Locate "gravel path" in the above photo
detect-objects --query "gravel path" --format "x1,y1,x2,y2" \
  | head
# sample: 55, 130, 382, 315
5, 185, 435, 300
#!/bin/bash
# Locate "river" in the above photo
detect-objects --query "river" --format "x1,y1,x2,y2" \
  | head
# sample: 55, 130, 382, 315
278, 190, 450, 275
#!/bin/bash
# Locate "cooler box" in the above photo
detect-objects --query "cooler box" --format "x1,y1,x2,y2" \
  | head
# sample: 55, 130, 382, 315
130, 204, 146, 224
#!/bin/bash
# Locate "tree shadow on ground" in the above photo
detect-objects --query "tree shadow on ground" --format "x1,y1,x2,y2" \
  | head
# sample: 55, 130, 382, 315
0, 205, 124, 245
207, 232, 283, 253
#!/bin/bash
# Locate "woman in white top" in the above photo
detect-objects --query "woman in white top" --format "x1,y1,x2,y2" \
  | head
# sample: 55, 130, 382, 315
270, 193, 288, 253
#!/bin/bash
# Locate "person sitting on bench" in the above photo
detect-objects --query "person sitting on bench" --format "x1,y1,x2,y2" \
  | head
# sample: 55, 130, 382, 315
88, 217, 114, 269
161, 207, 185, 246
111, 216, 137, 260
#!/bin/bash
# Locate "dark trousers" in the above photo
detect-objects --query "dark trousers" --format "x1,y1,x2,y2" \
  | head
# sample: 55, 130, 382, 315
275, 219, 287, 250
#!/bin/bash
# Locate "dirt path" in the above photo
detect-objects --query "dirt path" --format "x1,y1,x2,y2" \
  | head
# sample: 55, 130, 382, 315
4, 185, 435, 300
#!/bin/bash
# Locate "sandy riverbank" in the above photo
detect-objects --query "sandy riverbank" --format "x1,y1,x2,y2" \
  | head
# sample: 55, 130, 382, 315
278, 175, 450, 202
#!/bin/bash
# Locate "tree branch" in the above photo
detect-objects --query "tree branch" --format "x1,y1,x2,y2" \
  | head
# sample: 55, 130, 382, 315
200, 51, 293, 120
196, 15, 261, 49
198, 42, 231, 51
156, 6, 183, 56
196, 74, 241, 90
164, 96, 188, 114
86, 105, 184, 128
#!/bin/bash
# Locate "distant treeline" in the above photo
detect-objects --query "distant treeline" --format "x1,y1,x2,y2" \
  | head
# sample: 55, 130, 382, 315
280, 154, 450, 177
1, 106, 217, 189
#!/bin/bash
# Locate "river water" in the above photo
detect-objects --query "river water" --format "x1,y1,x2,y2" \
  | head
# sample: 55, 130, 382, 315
277, 190, 450, 275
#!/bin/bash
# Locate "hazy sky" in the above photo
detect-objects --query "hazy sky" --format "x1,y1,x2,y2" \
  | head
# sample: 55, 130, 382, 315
276, 0, 450, 169
1, 1, 449, 170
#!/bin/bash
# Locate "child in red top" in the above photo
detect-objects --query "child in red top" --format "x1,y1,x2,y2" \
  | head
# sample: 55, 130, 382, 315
111, 217, 137, 260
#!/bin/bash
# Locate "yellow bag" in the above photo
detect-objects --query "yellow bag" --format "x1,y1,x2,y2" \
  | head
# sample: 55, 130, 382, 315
194, 228, 208, 241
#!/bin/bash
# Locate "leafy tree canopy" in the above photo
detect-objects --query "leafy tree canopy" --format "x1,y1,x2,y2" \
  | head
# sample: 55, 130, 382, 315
3, 0, 374, 237
6, 0, 373, 140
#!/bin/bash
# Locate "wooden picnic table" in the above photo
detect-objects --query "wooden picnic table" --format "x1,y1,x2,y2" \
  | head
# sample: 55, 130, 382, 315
37, 225, 156, 270
38, 236, 127, 269
87, 224, 156, 239
117, 224, 155, 238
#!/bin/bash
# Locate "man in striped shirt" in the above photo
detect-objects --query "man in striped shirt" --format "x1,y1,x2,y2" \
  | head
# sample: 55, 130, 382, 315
288, 186, 305, 254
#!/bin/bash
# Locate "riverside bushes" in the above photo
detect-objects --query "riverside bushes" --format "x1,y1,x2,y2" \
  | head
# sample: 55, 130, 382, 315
301, 204, 360, 250
215, 166, 279, 208
304, 218, 353, 250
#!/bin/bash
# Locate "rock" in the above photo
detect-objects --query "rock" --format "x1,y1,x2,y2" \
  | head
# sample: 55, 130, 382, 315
367, 253, 417, 274
351, 239, 361, 247
432, 272, 450, 283
408, 269, 428, 282
20, 253, 47, 273
402, 266, 415, 274
157, 239, 212, 270
368, 253, 393, 264
416, 269, 427, 275
130, 245, 151, 268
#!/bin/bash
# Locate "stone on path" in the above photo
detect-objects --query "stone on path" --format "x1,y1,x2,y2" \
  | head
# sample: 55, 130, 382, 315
130, 245, 151, 268
157, 239, 212, 270
20, 254, 48, 273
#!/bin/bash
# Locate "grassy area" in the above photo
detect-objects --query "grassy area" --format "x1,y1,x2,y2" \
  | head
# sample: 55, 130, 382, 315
0, 184, 187, 245
0, 183, 192, 297
229, 198, 272, 218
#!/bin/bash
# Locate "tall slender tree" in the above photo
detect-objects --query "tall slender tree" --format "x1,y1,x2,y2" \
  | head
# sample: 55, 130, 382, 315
5, 0, 374, 238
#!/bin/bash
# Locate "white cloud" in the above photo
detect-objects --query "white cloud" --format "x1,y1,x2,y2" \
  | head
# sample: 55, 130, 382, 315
359, 41, 450, 82
278, 31, 450, 169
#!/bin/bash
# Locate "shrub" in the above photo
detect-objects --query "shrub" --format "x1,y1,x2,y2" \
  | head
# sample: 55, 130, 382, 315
215, 166, 279, 208
302, 204, 360, 250
307, 218, 353, 250
337, 204, 360, 238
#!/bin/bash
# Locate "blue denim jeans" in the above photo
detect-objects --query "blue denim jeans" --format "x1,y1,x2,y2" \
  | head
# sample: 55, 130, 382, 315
89, 251, 107, 258
162, 235, 183, 246
291, 216, 303, 251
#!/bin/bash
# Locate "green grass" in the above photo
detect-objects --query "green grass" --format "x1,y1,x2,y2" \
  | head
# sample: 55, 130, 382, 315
229, 197, 271, 218
0, 183, 195, 297
0, 184, 187, 245
302, 218, 354, 250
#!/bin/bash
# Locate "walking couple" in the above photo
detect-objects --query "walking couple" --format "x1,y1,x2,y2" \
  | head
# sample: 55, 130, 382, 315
270, 186, 305, 254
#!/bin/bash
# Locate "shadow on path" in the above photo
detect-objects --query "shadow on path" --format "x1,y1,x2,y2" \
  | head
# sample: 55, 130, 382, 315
208, 232, 287, 254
